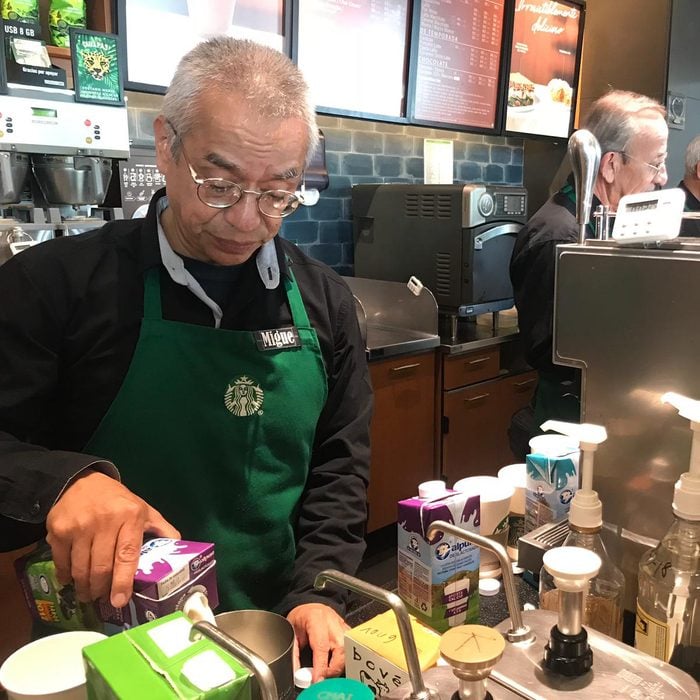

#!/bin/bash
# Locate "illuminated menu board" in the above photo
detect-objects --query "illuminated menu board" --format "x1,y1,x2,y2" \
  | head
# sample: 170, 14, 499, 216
296, 0, 410, 119
120, 0, 286, 92
410, 0, 506, 131
505, 0, 584, 138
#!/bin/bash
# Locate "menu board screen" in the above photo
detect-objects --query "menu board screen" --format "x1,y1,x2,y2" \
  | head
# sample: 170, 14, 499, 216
505, 0, 583, 138
119, 0, 286, 92
295, 0, 410, 119
410, 0, 506, 131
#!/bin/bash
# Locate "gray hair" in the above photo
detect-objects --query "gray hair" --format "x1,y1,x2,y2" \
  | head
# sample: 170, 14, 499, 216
581, 89, 666, 156
161, 37, 319, 165
684, 134, 700, 178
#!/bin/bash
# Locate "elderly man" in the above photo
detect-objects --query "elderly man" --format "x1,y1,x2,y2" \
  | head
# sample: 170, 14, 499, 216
0, 38, 372, 681
679, 134, 700, 237
510, 90, 668, 428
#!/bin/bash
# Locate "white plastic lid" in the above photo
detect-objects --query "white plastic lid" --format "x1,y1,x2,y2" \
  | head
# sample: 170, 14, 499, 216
543, 547, 601, 592
479, 578, 501, 597
418, 480, 448, 498
452, 476, 514, 504
295, 667, 313, 689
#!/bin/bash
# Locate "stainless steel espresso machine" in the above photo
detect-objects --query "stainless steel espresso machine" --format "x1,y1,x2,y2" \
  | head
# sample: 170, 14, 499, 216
0, 85, 129, 263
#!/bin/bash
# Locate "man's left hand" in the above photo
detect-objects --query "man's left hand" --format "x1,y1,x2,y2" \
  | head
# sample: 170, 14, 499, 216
287, 603, 348, 683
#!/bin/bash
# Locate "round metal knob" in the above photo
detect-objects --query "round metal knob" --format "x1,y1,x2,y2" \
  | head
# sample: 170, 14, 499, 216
477, 193, 495, 218
439, 624, 505, 681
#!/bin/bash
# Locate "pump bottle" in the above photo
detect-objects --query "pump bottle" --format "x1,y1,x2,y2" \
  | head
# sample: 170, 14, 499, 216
636, 392, 700, 679
538, 420, 625, 640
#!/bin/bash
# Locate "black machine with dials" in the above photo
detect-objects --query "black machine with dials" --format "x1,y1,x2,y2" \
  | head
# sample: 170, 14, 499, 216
352, 183, 528, 316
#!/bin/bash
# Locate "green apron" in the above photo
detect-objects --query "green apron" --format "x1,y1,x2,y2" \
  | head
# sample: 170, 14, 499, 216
84, 266, 327, 612
532, 184, 587, 426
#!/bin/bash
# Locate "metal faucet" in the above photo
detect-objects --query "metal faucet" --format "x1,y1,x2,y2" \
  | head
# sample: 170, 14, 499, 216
426, 521, 534, 644
568, 129, 601, 244
190, 621, 278, 700
314, 569, 440, 700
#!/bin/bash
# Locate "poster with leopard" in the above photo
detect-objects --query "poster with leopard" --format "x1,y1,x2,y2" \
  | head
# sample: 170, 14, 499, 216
70, 28, 124, 105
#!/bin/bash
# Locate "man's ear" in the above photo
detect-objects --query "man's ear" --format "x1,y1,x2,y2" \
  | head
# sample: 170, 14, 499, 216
153, 115, 174, 173
599, 151, 617, 184
694, 161, 700, 181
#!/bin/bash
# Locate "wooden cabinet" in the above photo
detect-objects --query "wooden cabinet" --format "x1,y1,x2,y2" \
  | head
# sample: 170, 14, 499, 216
0, 546, 34, 667
367, 351, 437, 533
496, 370, 537, 464
440, 346, 536, 485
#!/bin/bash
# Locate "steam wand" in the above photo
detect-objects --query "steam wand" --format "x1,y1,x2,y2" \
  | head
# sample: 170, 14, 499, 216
426, 521, 534, 644
314, 569, 438, 700
567, 129, 601, 244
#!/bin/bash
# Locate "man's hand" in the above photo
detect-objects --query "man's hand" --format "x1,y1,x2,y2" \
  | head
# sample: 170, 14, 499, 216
45, 470, 180, 608
287, 603, 348, 683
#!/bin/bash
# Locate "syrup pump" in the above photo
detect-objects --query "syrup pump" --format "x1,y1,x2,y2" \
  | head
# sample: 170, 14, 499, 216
540, 546, 601, 676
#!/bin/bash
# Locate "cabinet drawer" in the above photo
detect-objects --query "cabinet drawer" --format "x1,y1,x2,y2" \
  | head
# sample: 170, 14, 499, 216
370, 352, 436, 390
501, 370, 537, 400
443, 347, 500, 390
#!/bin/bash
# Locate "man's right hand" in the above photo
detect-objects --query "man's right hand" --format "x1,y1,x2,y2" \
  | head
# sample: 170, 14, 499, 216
45, 470, 180, 609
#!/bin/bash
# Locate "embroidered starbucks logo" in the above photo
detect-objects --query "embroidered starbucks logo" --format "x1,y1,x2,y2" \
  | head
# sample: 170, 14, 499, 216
224, 375, 264, 417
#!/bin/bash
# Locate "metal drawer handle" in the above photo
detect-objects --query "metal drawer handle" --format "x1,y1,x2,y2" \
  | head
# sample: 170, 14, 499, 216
465, 393, 490, 402
391, 362, 420, 373
514, 378, 536, 387
466, 357, 490, 365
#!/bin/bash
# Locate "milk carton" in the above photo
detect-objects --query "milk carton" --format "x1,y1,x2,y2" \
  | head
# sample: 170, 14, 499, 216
525, 435, 580, 533
83, 611, 252, 699
397, 484, 480, 633
16, 538, 218, 634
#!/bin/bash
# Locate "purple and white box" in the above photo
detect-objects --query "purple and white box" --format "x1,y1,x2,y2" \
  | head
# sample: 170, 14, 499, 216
132, 538, 215, 599
98, 538, 218, 632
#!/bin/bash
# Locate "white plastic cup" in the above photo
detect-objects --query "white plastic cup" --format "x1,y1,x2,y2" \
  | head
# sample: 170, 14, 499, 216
498, 463, 527, 562
0, 631, 106, 700
528, 434, 578, 457
453, 476, 514, 578
186, 0, 237, 39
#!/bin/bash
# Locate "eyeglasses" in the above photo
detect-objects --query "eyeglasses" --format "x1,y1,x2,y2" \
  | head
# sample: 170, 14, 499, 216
618, 151, 667, 178
170, 126, 301, 218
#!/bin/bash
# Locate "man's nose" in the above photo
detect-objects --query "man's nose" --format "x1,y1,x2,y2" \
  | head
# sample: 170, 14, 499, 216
222, 192, 263, 231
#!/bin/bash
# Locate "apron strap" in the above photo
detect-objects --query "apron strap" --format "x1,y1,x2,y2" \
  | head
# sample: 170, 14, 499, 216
143, 268, 163, 320
284, 265, 312, 329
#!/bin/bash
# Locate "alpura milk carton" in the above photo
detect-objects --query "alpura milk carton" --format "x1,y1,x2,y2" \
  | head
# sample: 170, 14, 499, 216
397, 482, 480, 633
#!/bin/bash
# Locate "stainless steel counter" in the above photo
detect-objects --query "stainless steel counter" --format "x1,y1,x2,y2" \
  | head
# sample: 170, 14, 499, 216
365, 326, 441, 360
439, 324, 520, 356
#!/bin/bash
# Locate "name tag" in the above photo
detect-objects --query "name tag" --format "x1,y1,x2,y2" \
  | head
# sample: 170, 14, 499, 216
254, 326, 302, 351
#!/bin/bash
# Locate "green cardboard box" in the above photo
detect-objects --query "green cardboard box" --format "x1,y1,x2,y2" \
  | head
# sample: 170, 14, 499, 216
83, 612, 252, 699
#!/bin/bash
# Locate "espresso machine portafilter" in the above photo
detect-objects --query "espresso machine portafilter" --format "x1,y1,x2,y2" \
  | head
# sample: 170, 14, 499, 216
567, 129, 601, 244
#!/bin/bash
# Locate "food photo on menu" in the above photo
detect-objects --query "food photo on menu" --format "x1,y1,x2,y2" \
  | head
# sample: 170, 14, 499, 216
505, 0, 582, 138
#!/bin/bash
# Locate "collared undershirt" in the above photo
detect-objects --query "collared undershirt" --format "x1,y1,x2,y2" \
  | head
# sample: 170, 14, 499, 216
155, 196, 280, 328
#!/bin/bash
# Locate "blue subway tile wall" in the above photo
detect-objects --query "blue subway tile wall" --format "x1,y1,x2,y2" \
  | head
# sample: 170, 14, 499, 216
281, 115, 524, 273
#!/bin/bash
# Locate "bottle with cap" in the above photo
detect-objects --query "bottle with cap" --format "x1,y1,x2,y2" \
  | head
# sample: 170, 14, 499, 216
635, 392, 700, 677
537, 420, 625, 640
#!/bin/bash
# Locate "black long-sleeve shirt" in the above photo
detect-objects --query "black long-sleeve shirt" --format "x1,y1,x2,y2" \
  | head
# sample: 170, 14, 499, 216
0, 191, 373, 615
510, 188, 581, 382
